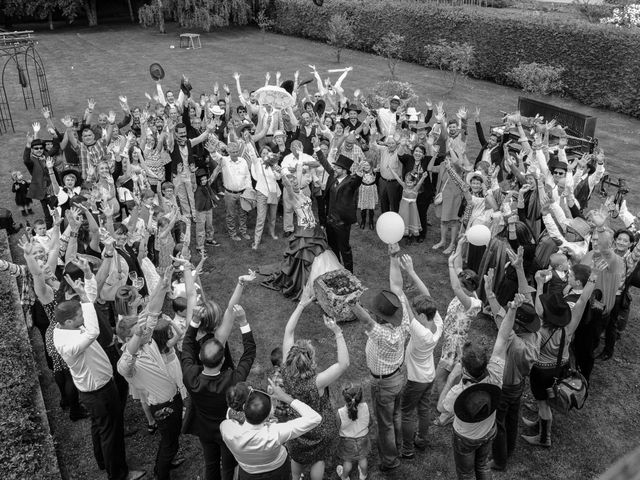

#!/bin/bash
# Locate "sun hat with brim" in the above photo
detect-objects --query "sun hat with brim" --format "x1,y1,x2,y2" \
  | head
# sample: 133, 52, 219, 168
280, 80, 294, 95
416, 122, 429, 131
539, 292, 571, 327
563, 217, 591, 240
334, 154, 354, 171
236, 122, 255, 137
273, 130, 286, 138
548, 158, 568, 172
60, 167, 81, 186
515, 303, 541, 333
407, 114, 419, 122
390, 95, 401, 103
209, 105, 225, 116
405, 107, 421, 117
358, 288, 403, 326
31, 139, 44, 148
454, 383, 502, 423
345, 104, 361, 114
149, 62, 165, 81
466, 171, 485, 185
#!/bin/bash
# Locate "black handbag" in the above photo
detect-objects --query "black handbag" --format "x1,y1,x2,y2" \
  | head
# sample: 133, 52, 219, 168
547, 328, 589, 413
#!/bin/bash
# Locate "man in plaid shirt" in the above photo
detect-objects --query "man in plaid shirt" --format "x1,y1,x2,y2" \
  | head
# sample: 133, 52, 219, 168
352, 245, 411, 472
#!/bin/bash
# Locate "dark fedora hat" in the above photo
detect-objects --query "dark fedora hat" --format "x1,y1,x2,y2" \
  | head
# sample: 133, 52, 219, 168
539, 292, 571, 327
280, 80, 294, 95
334, 154, 353, 172
358, 288, 403, 326
149, 62, 165, 81
454, 383, 502, 423
60, 166, 80, 186
313, 99, 326, 118
345, 104, 361, 114
515, 303, 540, 333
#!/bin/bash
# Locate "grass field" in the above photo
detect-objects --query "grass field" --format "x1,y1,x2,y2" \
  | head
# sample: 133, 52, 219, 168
4, 24, 640, 480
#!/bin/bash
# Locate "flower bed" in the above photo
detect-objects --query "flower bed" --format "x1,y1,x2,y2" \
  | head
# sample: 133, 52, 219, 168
314, 269, 365, 322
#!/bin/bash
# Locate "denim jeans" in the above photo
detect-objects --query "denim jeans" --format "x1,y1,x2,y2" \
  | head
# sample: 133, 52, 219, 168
195, 209, 214, 249
452, 426, 496, 480
401, 380, 433, 455
223, 191, 247, 237
254, 191, 277, 245
491, 381, 524, 469
370, 370, 405, 468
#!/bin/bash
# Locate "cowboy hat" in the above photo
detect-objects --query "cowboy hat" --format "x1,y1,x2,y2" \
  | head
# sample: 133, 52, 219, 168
563, 217, 591, 240
334, 154, 353, 171
60, 167, 81, 186
514, 303, 541, 333
548, 158, 568, 172
280, 79, 294, 95
273, 130, 287, 138
539, 292, 571, 327
358, 288, 403, 326
209, 105, 225, 116
390, 95, 401, 103
236, 122, 255, 137
149, 62, 165, 81
454, 383, 502, 423
407, 114, 419, 122
405, 107, 421, 116
345, 104, 361, 114
314, 99, 326, 117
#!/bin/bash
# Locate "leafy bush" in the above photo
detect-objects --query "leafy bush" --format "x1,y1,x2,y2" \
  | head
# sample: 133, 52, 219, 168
600, 3, 640, 26
140, 0, 253, 32
361, 80, 417, 110
507, 62, 566, 95
372, 33, 405, 79
423, 39, 475, 86
255, 8, 274, 35
269, 0, 640, 118
326, 12, 355, 63
0, 236, 59, 480
573, 0, 613, 23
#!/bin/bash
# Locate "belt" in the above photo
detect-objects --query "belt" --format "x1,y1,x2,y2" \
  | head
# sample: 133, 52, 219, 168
81, 377, 114, 395
381, 177, 397, 182
225, 188, 245, 194
370, 367, 400, 379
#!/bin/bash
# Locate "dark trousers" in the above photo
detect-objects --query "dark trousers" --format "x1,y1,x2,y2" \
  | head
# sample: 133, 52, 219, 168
378, 178, 402, 213
492, 381, 524, 469
401, 380, 433, 455
200, 429, 237, 480
416, 191, 432, 239
103, 344, 129, 414
315, 194, 327, 227
604, 293, 628, 356
453, 427, 496, 480
78, 379, 128, 480
238, 457, 291, 480
326, 220, 353, 272
572, 308, 605, 382
40, 198, 53, 228
150, 393, 183, 480
54, 368, 82, 415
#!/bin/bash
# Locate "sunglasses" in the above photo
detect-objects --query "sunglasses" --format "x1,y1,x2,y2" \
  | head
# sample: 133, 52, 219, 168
552, 170, 566, 177
32, 146, 44, 150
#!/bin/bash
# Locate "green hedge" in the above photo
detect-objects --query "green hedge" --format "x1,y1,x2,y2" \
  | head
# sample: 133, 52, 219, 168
271, 0, 640, 118
0, 233, 60, 480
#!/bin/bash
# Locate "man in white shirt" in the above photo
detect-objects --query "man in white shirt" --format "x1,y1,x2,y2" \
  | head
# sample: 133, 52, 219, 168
395, 254, 443, 459
281, 140, 319, 236
214, 142, 252, 241
377, 95, 401, 139
53, 279, 145, 480
369, 136, 402, 213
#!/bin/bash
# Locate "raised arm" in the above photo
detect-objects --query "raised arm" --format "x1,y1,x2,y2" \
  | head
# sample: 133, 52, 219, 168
282, 297, 314, 362
315, 316, 350, 390
216, 270, 256, 344
448, 238, 474, 310
490, 293, 521, 363
399, 254, 430, 297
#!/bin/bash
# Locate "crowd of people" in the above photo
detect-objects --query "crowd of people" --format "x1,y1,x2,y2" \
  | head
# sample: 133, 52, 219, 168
4, 64, 640, 480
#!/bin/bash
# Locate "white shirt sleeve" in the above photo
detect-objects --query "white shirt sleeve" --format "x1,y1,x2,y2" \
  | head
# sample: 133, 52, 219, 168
274, 399, 322, 444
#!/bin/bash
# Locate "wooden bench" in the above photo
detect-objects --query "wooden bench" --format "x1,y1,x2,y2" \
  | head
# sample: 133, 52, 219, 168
179, 33, 201, 50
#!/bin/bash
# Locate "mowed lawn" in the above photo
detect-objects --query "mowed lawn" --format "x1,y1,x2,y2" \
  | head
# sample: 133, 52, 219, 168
4, 24, 640, 480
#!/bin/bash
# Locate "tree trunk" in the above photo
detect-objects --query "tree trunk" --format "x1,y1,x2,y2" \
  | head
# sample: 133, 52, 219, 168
84, 0, 98, 27
126, 0, 135, 22
157, 0, 166, 33
48, 12, 53, 30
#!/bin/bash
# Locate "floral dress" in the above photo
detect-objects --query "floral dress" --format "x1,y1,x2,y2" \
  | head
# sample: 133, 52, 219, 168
279, 373, 337, 465
439, 296, 482, 369
398, 187, 421, 236
357, 172, 378, 210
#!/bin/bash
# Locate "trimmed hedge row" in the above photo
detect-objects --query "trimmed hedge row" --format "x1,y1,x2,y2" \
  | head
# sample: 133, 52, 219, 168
0, 232, 60, 480
271, 0, 640, 118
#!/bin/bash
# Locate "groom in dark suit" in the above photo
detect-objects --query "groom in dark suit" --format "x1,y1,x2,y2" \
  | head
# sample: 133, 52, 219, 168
316, 152, 362, 272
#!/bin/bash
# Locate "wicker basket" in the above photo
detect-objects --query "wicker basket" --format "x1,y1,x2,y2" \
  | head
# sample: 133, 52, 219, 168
314, 269, 365, 323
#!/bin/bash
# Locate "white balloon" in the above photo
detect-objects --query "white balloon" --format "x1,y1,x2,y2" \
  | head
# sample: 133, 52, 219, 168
376, 212, 405, 244
467, 224, 491, 246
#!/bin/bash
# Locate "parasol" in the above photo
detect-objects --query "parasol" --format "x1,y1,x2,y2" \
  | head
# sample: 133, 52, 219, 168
253, 85, 295, 110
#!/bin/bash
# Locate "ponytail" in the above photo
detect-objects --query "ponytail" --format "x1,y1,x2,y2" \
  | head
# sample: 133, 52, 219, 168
342, 383, 363, 421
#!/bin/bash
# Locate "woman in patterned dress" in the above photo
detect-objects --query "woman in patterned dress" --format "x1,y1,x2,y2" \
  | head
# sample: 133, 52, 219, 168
278, 297, 350, 480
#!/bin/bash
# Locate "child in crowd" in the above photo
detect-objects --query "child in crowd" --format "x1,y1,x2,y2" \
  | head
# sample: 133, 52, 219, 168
267, 346, 288, 419
11, 171, 33, 216
194, 169, 219, 254
32, 218, 54, 251
336, 383, 370, 480
392, 170, 430, 244
171, 296, 188, 353
545, 252, 570, 295
357, 160, 378, 230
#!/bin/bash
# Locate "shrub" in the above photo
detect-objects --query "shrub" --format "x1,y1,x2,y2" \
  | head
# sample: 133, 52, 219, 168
423, 39, 475, 87
600, 3, 640, 26
361, 80, 417, 110
573, 0, 613, 23
507, 62, 566, 95
326, 12, 355, 63
255, 8, 274, 36
269, 0, 640, 118
373, 33, 405, 80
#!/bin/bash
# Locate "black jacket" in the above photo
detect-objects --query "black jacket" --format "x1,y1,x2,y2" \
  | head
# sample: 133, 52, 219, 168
317, 150, 362, 225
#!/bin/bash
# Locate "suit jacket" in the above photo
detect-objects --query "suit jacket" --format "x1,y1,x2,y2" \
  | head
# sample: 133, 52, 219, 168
24, 149, 52, 200
317, 150, 362, 225
181, 324, 256, 440
474, 121, 504, 168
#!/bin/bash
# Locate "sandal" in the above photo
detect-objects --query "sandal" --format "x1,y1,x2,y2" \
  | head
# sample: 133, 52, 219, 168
147, 422, 158, 434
